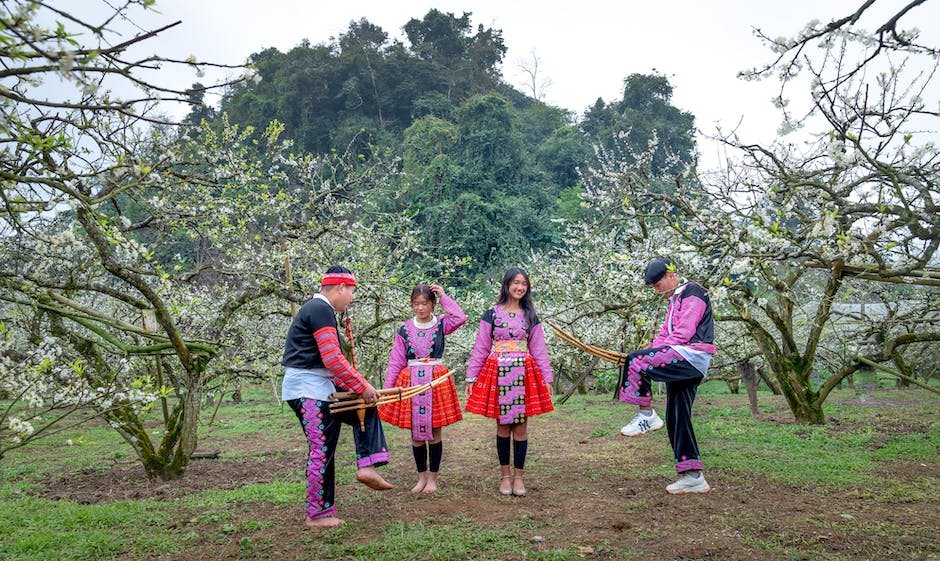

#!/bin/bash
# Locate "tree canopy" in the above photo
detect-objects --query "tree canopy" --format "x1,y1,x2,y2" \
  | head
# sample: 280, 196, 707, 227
214, 12, 697, 277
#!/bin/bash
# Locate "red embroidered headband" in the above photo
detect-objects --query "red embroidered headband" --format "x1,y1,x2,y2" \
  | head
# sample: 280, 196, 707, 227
321, 272, 357, 286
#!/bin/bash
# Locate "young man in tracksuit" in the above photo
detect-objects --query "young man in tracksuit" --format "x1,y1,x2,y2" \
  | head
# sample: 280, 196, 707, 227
618, 258, 716, 494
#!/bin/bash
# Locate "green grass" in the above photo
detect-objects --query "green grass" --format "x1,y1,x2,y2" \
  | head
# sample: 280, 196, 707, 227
185, 481, 300, 509
0, 481, 578, 561
0, 495, 180, 561
554, 387, 940, 489
698, 405, 878, 486
1, 384, 938, 561
200, 395, 296, 443
870, 428, 940, 462
2, 421, 131, 480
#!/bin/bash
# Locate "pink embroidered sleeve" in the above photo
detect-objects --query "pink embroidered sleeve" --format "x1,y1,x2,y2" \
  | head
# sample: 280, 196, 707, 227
464, 319, 493, 383
654, 295, 708, 347
439, 294, 467, 335
384, 332, 408, 389
527, 323, 554, 384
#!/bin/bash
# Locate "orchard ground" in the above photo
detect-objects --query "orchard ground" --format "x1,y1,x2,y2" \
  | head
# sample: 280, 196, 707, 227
2, 380, 938, 561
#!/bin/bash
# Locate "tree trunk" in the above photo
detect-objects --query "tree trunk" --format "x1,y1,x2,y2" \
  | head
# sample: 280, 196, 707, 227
123, 364, 206, 481
725, 378, 740, 394
741, 361, 760, 416
892, 356, 913, 389
757, 367, 781, 395
172, 371, 204, 475
557, 356, 599, 405
775, 363, 826, 424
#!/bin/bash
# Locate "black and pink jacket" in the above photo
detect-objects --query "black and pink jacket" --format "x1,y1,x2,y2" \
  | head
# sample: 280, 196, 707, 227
652, 282, 716, 374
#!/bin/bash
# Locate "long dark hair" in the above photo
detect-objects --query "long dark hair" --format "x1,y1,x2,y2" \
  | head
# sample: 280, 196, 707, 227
410, 284, 437, 305
496, 267, 537, 330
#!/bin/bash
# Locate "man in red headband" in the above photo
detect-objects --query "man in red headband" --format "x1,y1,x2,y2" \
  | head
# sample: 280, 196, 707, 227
282, 265, 393, 528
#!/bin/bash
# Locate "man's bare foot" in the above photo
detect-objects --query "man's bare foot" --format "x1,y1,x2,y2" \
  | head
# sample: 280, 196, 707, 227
411, 472, 428, 494
422, 472, 438, 494
356, 466, 394, 490
305, 516, 344, 528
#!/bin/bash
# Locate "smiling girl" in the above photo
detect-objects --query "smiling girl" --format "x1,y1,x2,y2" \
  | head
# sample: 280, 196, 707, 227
465, 267, 554, 497
380, 283, 467, 494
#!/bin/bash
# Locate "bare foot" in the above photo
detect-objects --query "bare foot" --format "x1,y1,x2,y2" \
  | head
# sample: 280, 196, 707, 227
305, 516, 344, 528
422, 472, 438, 494
411, 472, 428, 494
356, 467, 394, 490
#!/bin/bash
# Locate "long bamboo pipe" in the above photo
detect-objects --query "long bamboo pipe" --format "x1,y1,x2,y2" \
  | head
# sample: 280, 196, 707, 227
545, 320, 628, 366
329, 370, 454, 414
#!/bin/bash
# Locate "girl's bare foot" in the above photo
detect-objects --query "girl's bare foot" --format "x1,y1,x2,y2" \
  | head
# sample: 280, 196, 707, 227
422, 472, 439, 494
411, 472, 428, 494
305, 516, 344, 528
356, 466, 394, 490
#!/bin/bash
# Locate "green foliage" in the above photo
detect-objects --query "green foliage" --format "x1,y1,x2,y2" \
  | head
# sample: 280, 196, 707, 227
581, 72, 696, 175
402, 114, 456, 175
389, 93, 569, 278
222, 10, 507, 156
536, 126, 592, 188
453, 94, 524, 187
215, 12, 696, 284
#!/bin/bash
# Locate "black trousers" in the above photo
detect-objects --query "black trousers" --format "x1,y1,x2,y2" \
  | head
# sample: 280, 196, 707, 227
287, 398, 388, 519
619, 346, 704, 473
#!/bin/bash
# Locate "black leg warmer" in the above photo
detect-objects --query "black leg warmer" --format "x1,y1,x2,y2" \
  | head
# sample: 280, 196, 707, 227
512, 439, 528, 470
496, 435, 511, 466
412, 442, 428, 472
428, 441, 443, 473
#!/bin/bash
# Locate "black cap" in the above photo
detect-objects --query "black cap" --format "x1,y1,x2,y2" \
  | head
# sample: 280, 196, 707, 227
644, 258, 675, 285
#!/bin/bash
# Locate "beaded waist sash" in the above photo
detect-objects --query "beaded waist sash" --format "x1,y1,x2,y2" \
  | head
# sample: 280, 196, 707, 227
493, 340, 527, 353
407, 358, 444, 367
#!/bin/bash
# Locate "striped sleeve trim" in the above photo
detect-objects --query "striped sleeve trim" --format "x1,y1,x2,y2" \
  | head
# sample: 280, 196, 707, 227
313, 326, 366, 393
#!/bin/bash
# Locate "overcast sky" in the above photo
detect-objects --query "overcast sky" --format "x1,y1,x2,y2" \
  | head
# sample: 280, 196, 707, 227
79, 0, 940, 168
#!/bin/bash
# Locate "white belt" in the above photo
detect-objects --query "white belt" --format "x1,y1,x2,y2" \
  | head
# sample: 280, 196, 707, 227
408, 359, 443, 367
284, 366, 332, 377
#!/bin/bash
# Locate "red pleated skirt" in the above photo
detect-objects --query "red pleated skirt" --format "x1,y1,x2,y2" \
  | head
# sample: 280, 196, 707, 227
378, 364, 463, 429
465, 354, 554, 423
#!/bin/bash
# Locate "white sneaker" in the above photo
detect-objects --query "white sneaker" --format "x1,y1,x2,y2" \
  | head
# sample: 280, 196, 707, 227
619, 410, 664, 437
665, 472, 711, 495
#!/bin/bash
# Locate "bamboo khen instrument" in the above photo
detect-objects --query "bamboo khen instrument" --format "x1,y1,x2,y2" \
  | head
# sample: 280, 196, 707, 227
343, 315, 367, 429
545, 320, 628, 366
328, 370, 454, 414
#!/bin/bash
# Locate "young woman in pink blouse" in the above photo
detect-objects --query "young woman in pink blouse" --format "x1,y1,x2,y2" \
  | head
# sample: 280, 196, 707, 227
465, 268, 554, 497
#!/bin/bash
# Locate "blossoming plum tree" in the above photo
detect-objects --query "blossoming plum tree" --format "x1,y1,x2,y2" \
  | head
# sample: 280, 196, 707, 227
0, 1, 413, 478
637, 2, 940, 423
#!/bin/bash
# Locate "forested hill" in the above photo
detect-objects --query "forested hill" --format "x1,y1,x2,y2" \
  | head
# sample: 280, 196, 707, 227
200, 9, 697, 279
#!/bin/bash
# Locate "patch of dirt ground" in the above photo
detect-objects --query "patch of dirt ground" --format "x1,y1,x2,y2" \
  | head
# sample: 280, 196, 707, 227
34, 396, 940, 561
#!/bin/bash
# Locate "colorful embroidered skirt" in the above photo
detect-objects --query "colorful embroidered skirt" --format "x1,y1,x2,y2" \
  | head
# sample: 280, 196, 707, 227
379, 364, 462, 440
465, 353, 554, 424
